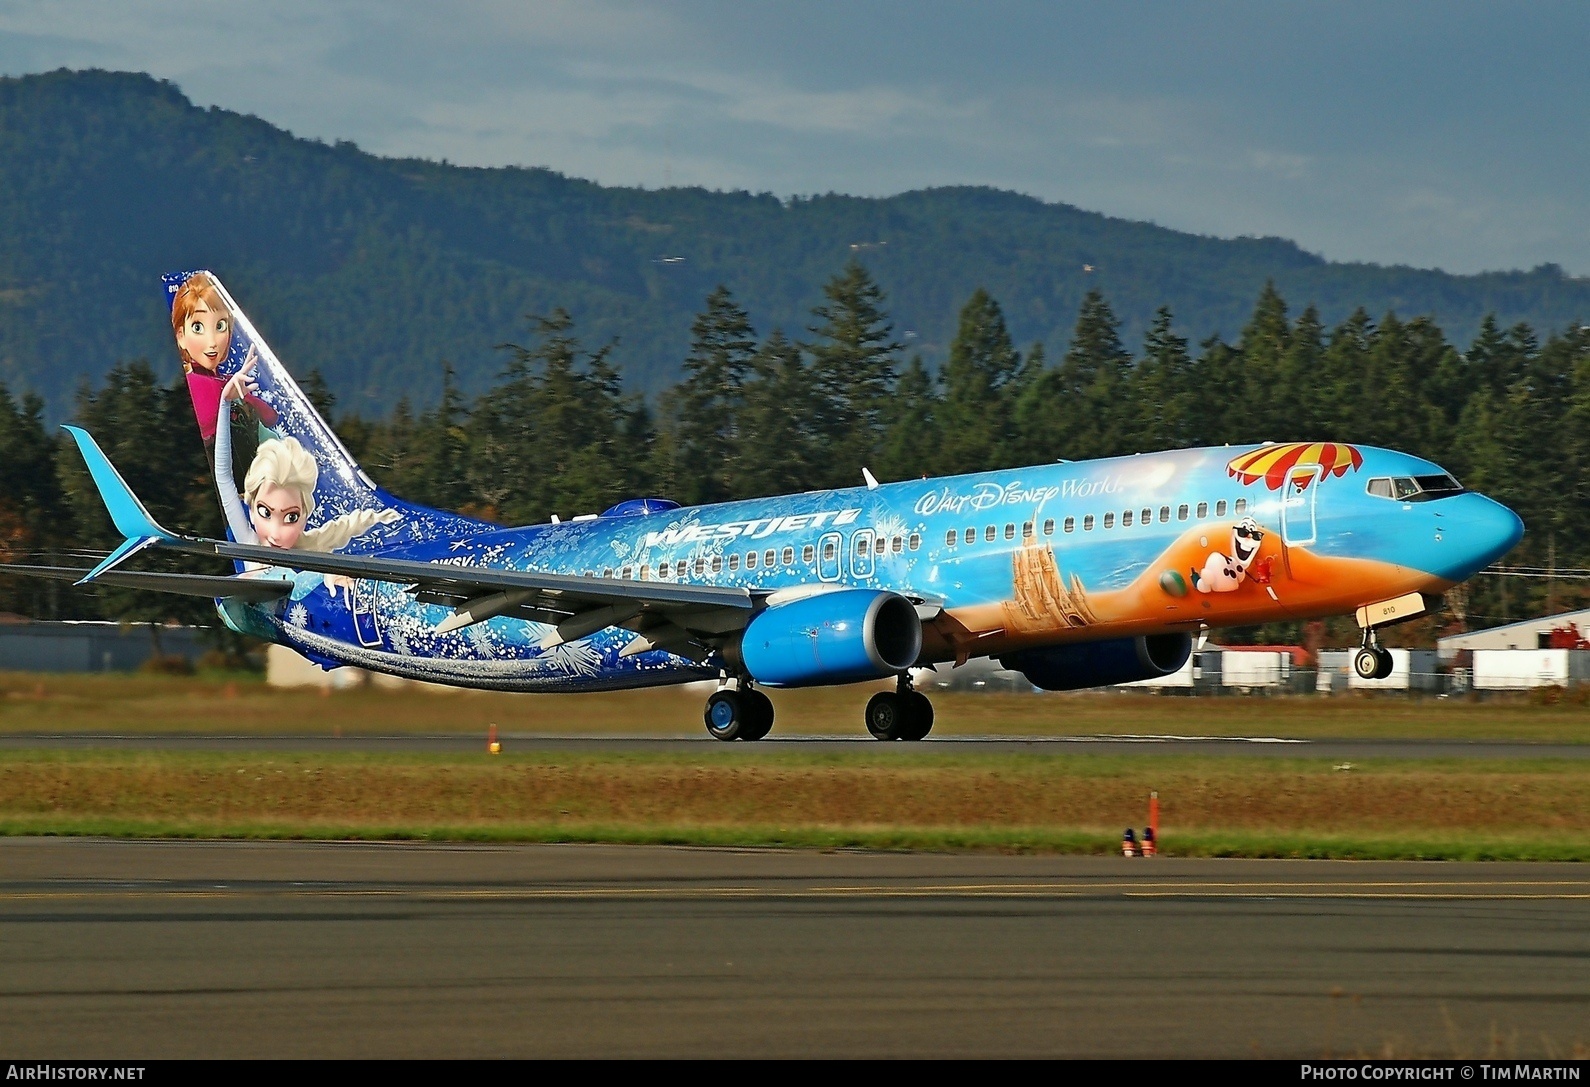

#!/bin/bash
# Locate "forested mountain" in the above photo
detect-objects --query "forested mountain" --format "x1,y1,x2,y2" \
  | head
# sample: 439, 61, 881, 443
1, 68, 1587, 419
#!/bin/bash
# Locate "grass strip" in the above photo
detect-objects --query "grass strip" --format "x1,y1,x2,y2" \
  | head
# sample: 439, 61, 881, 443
3, 748, 1589, 858
5, 671, 1590, 742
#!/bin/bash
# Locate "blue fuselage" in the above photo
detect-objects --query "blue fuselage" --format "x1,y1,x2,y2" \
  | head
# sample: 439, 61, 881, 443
235, 443, 1522, 691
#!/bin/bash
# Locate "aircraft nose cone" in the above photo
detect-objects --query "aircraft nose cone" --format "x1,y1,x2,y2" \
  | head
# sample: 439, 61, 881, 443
1447, 494, 1524, 575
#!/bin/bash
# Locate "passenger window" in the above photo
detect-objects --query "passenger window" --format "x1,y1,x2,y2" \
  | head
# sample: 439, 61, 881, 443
1235, 498, 1247, 514
1178, 504, 1189, 521
802, 544, 815, 563
1064, 517, 1075, 533
1002, 523, 1014, 540
964, 527, 976, 545
891, 537, 903, 554
1159, 506, 1170, 523
620, 566, 632, 579
824, 541, 837, 561
1368, 478, 1394, 499
1022, 521, 1034, 539
1122, 510, 1134, 527
711, 557, 722, 574
984, 525, 997, 542
1216, 500, 1227, 517
1103, 512, 1115, 529
1083, 515, 1095, 531
640, 565, 650, 579
603, 568, 614, 578
746, 551, 758, 569
1197, 502, 1208, 519
875, 537, 887, 556
945, 530, 957, 548
651, 564, 663, 579
1141, 507, 1152, 525
908, 533, 921, 551
781, 546, 794, 565
1043, 518, 1055, 536
727, 555, 739, 572
764, 549, 776, 567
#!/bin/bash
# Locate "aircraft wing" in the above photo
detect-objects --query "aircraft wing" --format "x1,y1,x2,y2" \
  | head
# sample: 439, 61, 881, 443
0, 564, 295, 601
215, 541, 753, 649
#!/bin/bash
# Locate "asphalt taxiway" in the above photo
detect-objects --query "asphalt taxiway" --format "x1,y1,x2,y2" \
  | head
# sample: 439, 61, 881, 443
2, 839, 1586, 1057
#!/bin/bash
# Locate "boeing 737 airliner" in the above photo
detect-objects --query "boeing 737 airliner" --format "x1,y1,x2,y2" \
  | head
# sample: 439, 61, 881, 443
6, 272, 1524, 740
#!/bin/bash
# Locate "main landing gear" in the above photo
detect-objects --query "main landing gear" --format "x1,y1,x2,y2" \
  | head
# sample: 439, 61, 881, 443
865, 674, 934, 741
704, 682, 774, 742
1353, 630, 1395, 681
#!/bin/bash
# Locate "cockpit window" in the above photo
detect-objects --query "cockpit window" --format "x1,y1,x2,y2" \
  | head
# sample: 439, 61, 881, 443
1413, 474, 1464, 499
1368, 474, 1465, 502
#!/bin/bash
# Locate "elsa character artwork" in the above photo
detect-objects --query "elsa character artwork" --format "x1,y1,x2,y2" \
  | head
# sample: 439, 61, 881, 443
215, 360, 399, 599
172, 272, 279, 448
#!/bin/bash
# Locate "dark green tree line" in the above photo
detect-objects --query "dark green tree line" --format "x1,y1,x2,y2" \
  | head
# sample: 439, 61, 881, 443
3, 262, 1587, 640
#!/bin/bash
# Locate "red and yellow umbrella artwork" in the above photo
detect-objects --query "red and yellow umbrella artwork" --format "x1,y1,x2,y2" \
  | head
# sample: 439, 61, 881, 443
1226, 441, 1363, 491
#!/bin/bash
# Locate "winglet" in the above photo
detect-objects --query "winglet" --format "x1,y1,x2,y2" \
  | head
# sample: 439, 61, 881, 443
61, 425, 178, 582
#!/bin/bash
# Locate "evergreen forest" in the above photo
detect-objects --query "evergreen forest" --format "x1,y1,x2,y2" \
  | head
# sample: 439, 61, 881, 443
0, 265, 1583, 651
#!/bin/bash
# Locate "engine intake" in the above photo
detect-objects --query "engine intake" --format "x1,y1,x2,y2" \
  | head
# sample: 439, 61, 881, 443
1001, 633, 1193, 691
732, 589, 922, 688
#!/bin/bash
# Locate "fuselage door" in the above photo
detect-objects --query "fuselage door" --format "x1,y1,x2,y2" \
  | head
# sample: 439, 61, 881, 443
850, 528, 876, 580
351, 578, 383, 647
1280, 465, 1320, 547
818, 531, 843, 582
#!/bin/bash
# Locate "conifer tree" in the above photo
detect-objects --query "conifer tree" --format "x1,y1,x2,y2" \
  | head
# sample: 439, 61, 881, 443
736, 330, 817, 498
1016, 288, 1131, 461
876, 356, 939, 481
935, 288, 1021, 475
670, 286, 758, 505
803, 261, 901, 486
1133, 306, 1194, 450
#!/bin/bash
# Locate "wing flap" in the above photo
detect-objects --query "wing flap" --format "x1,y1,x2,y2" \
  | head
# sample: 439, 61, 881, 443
0, 564, 293, 601
213, 542, 754, 630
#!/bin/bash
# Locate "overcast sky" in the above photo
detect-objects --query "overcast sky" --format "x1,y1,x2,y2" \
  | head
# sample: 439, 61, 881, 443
2, 0, 1585, 275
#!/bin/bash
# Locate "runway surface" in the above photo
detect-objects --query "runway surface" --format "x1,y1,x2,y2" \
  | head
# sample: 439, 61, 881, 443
3, 732, 1587, 759
2, 839, 1587, 1057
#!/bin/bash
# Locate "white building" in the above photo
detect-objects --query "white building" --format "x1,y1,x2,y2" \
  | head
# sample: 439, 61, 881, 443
1437, 608, 1590, 659
1471, 649, 1590, 690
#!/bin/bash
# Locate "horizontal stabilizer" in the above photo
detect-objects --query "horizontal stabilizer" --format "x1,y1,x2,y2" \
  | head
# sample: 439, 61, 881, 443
0, 564, 293, 601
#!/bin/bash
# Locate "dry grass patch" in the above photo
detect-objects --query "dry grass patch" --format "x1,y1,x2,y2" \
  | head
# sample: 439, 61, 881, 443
5, 671, 1590, 742
3, 751, 1589, 847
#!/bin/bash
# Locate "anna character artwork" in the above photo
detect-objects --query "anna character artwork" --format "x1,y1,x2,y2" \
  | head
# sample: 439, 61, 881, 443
171, 271, 279, 449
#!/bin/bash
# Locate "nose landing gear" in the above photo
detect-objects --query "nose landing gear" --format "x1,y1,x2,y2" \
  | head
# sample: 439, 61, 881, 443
1353, 631, 1395, 681
865, 674, 934, 741
704, 681, 774, 741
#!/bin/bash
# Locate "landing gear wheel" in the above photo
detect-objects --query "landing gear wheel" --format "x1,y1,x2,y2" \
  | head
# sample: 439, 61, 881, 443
740, 689, 775, 741
1353, 647, 1381, 681
1373, 646, 1395, 680
705, 690, 750, 741
899, 692, 934, 741
866, 691, 907, 741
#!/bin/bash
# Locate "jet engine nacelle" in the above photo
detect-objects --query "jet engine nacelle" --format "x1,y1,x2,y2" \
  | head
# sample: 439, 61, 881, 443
729, 589, 923, 688
1000, 633, 1193, 691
